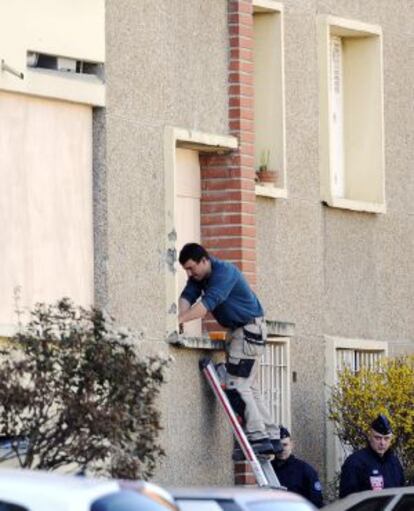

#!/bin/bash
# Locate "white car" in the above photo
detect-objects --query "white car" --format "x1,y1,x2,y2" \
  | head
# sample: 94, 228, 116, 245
324, 486, 414, 511
0, 468, 176, 511
170, 486, 316, 511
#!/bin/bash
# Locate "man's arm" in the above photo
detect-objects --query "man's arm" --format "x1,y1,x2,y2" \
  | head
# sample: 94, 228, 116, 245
304, 464, 324, 508
339, 457, 360, 498
178, 301, 208, 324
179, 297, 191, 315
396, 456, 405, 486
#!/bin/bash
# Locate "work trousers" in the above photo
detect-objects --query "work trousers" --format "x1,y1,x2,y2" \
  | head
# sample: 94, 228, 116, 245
225, 317, 279, 441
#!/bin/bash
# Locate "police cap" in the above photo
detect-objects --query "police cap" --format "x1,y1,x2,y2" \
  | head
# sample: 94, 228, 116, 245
279, 425, 291, 439
371, 414, 393, 435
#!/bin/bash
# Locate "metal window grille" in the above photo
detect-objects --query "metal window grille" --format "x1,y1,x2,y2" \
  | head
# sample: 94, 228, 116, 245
336, 348, 384, 374
334, 347, 386, 469
259, 339, 290, 426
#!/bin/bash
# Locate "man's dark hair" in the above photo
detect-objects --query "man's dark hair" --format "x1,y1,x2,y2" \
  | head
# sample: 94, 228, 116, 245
179, 243, 210, 265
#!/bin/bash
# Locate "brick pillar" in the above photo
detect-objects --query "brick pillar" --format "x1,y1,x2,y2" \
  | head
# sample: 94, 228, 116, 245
200, 0, 256, 288
200, 0, 257, 485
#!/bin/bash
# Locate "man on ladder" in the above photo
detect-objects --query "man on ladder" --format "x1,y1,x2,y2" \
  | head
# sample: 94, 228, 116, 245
178, 243, 282, 458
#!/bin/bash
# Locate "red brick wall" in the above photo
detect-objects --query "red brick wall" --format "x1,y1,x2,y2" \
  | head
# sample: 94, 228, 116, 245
200, 0, 256, 290
200, 0, 257, 485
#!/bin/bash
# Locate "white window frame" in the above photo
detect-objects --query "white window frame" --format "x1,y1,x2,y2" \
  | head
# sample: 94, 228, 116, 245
252, 0, 287, 199
324, 335, 388, 481
163, 127, 237, 338
259, 336, 291, 429
318, 15, 385, 213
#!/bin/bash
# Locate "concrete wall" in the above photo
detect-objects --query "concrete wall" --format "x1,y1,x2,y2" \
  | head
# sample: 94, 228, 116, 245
257, 0, 414, 481
0, 0, 104, 105
101, 0, 232, 485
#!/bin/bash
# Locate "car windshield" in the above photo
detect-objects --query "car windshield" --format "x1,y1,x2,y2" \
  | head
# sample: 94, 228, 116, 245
247, 500, 314, 511
92, 490, 174, 511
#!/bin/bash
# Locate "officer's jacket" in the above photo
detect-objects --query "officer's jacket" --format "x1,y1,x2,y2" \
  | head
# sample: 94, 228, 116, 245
272, 455, 324, 508
339, 446, 405, 498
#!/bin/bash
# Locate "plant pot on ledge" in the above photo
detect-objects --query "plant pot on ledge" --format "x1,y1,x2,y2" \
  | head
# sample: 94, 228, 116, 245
256, 167, 278, 187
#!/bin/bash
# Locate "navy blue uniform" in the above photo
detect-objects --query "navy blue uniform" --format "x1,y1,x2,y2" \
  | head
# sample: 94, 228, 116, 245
272, 455, 324, 508
339, 446, 405, 498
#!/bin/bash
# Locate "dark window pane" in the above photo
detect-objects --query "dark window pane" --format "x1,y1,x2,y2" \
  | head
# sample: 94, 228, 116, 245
347, 496, 393, 511
393, 495, 414, 511
92, 490, 172, 511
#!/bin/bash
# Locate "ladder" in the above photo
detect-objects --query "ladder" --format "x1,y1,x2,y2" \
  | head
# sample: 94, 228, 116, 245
199, 357, 283, 489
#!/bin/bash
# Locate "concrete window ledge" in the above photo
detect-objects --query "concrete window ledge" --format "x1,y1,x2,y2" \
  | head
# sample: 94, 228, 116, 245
267, 319, 295, 337
167, 333, 226, 351
166, 319, 295, 350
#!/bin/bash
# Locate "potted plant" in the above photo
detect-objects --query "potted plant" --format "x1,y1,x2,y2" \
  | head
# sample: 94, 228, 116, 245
256, 150, 277, 186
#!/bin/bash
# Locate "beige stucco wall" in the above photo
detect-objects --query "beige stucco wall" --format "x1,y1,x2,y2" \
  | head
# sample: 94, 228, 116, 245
257, 0, 414, 483
88, 0, 414, 488
100, 0, 231, 485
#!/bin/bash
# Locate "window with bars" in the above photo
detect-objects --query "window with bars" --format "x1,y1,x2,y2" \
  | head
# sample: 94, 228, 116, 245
336, 348, 385, 374
325, 336, 388, 481
258, 337, 290, 428
334, 345, 387, 472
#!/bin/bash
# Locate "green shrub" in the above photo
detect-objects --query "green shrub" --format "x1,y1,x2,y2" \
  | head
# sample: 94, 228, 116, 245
0, 298, 170, 479
328, 355, 414, 484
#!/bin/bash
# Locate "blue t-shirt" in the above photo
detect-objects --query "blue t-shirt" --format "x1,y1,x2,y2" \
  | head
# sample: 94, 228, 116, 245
180, 257, 264, 329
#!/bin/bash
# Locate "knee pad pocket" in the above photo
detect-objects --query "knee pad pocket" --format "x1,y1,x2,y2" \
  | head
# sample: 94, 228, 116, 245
226, 358, 255, 378
225, 388, 246, 420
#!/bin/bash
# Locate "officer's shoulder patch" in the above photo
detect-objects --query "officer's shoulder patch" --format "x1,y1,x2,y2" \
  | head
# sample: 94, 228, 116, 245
314, 481, 322, 491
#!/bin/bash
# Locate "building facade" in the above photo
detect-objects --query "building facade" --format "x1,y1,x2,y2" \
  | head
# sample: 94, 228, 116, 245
1, 0, 413, 488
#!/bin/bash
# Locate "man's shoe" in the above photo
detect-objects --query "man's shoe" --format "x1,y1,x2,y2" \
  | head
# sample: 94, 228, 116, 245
250, 437, 274, 456
271, 438, 283, 454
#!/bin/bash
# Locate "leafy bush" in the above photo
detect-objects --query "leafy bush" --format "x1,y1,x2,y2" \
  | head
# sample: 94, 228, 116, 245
328, 355, 414, 483
0, 298, 170, 479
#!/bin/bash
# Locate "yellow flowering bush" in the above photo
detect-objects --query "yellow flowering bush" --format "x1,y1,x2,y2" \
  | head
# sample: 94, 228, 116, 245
328, 355, 414, 481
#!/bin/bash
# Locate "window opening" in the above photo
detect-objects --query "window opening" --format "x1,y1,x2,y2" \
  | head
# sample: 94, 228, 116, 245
259, 339, 290, 426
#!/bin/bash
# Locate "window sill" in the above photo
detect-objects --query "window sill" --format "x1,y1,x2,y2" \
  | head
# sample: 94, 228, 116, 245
323, 197, 386, 214
167, 332, 225, 351
166, 320, 295, 350
255, 184, 287, 199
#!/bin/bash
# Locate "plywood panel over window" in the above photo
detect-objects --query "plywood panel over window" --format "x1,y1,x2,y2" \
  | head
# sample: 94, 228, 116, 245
175, 148, 201, 337
0, 91, 93, 331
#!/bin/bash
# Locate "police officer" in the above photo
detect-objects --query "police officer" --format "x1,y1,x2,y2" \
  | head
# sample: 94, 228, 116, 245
271, 426, 324, 508
339, 414, 405, 498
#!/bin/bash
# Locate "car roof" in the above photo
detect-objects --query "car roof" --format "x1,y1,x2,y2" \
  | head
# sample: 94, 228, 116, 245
0, 468, 119, 502
324, 486, 414, 510
170, 486, 307, 504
